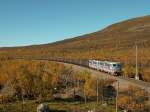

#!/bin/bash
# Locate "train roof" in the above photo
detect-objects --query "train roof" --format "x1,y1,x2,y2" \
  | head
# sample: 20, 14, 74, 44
89, 59, 121, 64
105, 61, 121, 64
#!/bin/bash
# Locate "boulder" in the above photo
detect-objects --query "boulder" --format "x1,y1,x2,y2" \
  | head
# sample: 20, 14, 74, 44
37, 103, 49, 112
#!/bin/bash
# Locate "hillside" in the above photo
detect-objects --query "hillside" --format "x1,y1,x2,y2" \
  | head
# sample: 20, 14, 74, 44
1, 15, 150, 112
0, 15, 150, 79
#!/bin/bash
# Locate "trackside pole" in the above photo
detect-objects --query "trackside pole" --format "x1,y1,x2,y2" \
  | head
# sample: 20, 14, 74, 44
135, 43, 139, 80
116, 81, 119, 112
96, 79, 99, 103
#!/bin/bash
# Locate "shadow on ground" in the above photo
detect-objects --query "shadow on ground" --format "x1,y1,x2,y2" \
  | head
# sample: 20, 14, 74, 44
50, 109, 66, 112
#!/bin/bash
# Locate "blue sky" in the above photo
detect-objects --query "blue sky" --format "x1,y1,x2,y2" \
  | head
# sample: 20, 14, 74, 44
0, 0, 150, 47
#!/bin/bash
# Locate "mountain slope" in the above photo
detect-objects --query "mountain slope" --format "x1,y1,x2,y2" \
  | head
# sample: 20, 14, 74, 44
51, 15, 150, 50
0, 15, 150, 62
0, 15, 150, 81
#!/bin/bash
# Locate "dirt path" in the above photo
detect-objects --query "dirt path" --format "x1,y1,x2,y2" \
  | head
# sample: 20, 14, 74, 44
58, 62, 150, 93
14, 58, 150, 93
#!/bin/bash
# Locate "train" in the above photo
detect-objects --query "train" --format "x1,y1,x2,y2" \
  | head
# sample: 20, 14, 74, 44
50, 58, 123, 76
14, 57, 123, 76
89, 60, 122, 75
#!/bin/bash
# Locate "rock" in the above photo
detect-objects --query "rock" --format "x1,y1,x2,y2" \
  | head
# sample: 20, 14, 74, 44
37, 103, 50, 112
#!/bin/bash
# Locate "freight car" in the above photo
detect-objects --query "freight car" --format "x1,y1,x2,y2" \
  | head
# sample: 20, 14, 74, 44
14, 57, 122, 75
54, 58, 122, 75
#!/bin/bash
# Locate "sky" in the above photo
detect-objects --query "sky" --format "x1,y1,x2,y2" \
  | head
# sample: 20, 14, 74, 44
0, 0, 150, 47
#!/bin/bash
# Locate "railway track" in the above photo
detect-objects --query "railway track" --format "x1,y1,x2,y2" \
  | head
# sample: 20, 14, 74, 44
12, 57, 150, 93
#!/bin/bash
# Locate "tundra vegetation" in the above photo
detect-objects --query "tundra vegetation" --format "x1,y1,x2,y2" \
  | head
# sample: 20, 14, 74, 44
0, 15, 150, 112
0, 16, 150, 82
0, 59, 150, 112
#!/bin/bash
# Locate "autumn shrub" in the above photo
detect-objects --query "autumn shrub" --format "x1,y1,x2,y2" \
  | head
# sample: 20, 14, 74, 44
0, 60, 66, 102
74, 70, 116, 103
142, 68, 150, 82
118, 86, 149, 112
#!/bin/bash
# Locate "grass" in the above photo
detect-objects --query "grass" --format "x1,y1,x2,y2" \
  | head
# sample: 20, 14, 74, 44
0, 100, 116, 112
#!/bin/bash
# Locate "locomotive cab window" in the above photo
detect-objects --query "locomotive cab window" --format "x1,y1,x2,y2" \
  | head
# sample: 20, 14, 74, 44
113, 64, 117, 67
117, 64, 121, 67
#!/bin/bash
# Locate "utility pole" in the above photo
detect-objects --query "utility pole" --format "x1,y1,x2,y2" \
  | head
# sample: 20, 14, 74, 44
96, 79, 99, 103
116, 80, 119, 112
21, 93, 24, 112
2, 96, 5, 112
84, 87, 87, 104
135, 42, 139, 80
21, 87, 24, 112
